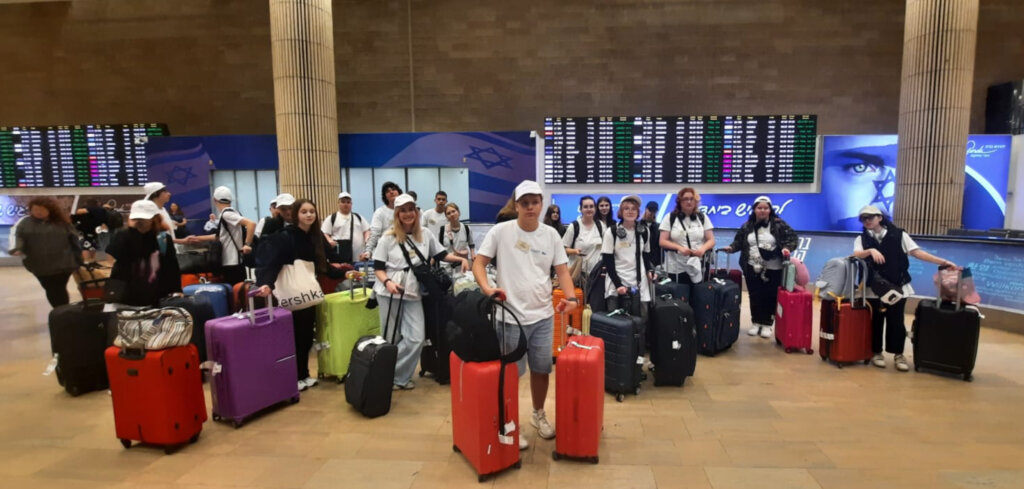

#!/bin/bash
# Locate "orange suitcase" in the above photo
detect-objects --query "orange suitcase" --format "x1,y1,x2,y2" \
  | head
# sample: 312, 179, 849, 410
181, 273, 220, 288
450, 353, 521, 482
552, 287, 584, 358
553, 335, 604, 463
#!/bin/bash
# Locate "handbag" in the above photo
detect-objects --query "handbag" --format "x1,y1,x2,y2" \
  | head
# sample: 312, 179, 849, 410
114, 307, 193, 350
398, 237, 452, 297
272, 259, 325, 311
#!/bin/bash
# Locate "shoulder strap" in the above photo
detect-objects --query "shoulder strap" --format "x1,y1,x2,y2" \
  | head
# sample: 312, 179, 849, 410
330, 212, 338, 227
634, 226, 643, 286
596, 220, 604, 237
399, 237, 431, 266
439, 225, 446, 245
571, 221, 580, 248
218, 209, 243, 252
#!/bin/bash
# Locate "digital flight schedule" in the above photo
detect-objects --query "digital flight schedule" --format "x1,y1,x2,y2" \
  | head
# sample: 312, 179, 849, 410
0, 123, 168, 188
543, 115, 817, 184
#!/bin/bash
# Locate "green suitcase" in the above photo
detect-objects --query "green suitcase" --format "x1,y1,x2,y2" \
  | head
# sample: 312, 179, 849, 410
315, 287, 381, 382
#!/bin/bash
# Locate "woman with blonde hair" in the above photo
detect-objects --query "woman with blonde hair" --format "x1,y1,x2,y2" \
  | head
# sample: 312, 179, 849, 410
373, 194, 469, 390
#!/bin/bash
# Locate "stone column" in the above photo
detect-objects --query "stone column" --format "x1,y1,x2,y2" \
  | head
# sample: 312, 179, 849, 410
893, 0, 979, 234
270, 0, 339, 213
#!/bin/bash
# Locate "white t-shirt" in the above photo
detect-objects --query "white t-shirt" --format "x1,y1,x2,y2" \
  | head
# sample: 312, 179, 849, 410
364, 205, 395, 256
421, 208, 445, 231
158, 208, 176, 233
439, 222, 474, 255
477, 220, 569, 325
561, 220, 604, 275
601, 225, 652, 302
853, 228, 920, 297
372, 229, 445, 301
659, 213, 714, 274
746, 227, 783, 270
218, 207, 245, 266
322, 211, 370, 254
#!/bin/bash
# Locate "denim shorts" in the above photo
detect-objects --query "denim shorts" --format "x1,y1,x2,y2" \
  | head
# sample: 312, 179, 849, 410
496, 316, 554, 376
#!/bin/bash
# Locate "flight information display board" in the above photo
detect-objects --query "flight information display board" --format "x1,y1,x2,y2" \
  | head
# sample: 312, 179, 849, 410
0, 123, 168, 188
543, 115, 817, 184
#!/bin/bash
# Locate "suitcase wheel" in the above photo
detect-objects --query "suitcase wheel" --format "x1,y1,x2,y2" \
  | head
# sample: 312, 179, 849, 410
785, 347, 794, 354
336, 377, 344, 384
862, 360, 870, 365
452, 444, 460, 453
291, 396, 300, 404
478, 475, 487, 483
514, 460, 522, 469
775, 338, 781, 346
616, 393, 625, 402
212, 414, 221, 422
232, 420, 243, 429
963, 373, 973, 382
552, 451, 561, 461
588, 456, 599, 464
634, 386, 641, 396
164, 445, 176, 455
419, 369, 425, 377
119, 439, 131, 449
806, 349, 813, 355
317, 372, 325, 379
914, 365, 920, 372
68, 385, 80, 397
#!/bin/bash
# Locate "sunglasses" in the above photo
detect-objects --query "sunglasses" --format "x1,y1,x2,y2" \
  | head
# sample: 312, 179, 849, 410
859, 214, 881, 222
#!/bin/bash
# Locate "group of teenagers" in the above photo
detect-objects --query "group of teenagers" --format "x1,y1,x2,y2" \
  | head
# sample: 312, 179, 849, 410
10, 177, 959, 448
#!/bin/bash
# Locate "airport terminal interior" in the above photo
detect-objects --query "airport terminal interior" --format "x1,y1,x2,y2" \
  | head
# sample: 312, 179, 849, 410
2, 1, 1024, 488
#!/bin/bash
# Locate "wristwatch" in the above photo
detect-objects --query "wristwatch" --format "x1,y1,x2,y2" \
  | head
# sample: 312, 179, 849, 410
567, 297, 578, 302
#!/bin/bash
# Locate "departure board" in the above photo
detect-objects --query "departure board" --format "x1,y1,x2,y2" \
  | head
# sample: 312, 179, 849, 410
0, 123, 168, 188
543, 115, 817, 184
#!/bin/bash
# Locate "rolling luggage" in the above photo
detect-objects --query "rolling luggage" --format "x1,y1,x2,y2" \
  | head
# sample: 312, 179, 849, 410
450, 353, 521, 481
589, 304, 644, 402
911, 266, 980, 381
105, 345, 206, 453
73, 262, 110, 301
159, 293, 215, 363
553, 334, 605, 463
181, 272, 220, 289
183, 282, 232, 318
204, 294, 300, 427
713, 249, 743, 288
691, 253, 741, 356
345, 292, 401, 418
552, 287, 584, 359
774, 260, 814, 354
47, 300, 115, 396
420, 292, 455, 384
316, 271, 380, 382
819, 258, 873, 367
649, 294, 697, 386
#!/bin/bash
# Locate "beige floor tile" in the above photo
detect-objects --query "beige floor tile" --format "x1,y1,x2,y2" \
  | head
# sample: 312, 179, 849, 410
599, 437, 681, 466
547, 462, 656, 489
705, 467, 822, 489
251, 456, 329, 489
809, 468, 958, 489
640, 415, 691, 439
356, 433, 457, 462
0, 446, 77, 477
940, 470, 1024, 488
227, 430, 330, 457
32, 447, 162, 482
175, 455, 281, 486
676, 439, 733, 467
651, 465, 712, 489
721, 440, 835, 468
304, 459, 422, 489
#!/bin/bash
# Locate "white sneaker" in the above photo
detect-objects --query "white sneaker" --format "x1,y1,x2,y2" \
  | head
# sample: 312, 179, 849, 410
519, 435, 529, 450
303, 377, 318, 388
871, 354, 886, 368
531, 409, 555, 440
298, 380, 308, 392
759, 326, 773, 338
747, 325, 761, 336
894, 355, 910, 372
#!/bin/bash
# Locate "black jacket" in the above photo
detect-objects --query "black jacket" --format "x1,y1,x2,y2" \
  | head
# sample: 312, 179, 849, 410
256, 226, 343, 288
106, 229, 181, 306
726, 218, 799, 269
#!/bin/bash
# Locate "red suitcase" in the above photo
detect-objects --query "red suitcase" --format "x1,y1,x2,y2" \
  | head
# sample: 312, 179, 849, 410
775, 262, 814, 355
450, 352, 521, 482
182, 273, 220, 288
818, 260, 872, 367
105, 345, 207, 453
553, 335, 604, 463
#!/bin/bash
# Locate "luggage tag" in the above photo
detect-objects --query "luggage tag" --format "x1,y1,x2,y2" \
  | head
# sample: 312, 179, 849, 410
671, 341, 681, 350
819, 331, 835, 340
313, 341, 331, 351
42, 354, 58, 376
497, 421, 517, 446
636, 356, 645, 365
199, 361, 223, 375
356, 337, 386, 352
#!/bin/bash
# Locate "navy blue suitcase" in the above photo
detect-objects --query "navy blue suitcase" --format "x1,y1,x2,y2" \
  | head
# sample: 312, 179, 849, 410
589, 309, 644, 402
691, 278, 741, 356
650, 295, 697, 386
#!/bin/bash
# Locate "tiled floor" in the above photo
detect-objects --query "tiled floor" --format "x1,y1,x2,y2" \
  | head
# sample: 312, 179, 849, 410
1, 266, 1022, 488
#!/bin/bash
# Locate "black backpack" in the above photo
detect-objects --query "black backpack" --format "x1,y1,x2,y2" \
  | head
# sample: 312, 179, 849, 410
570, 220, 604, 249
106, 209, 124, 230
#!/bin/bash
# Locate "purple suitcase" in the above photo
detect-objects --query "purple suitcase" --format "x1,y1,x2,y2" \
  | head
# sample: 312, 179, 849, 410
204, 295, 300, 427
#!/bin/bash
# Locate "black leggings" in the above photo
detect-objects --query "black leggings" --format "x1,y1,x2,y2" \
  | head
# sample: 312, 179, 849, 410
292, 307, 317, 380
868, 298, 907, 355
743, 266, 782, 326
34, 272, 72, 308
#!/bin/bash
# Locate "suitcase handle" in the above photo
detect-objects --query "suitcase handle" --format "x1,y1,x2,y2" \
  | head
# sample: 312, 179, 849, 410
936, 264, 964, 310
246, 290, 275, 324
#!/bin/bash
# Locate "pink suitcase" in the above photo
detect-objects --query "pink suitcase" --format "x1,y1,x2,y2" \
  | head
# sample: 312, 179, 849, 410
204, 294, 300, 427
775, 261, 814, 354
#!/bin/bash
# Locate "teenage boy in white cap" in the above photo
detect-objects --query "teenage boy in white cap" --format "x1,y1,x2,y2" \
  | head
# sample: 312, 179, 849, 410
253, 197, 279, 239
322, 192, 371, 263
258, 193, 295, 239
473, 180, 576, 450
188, 186, 256, 284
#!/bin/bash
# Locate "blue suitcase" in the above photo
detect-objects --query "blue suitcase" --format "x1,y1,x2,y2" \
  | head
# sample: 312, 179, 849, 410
184, 283, 232, 318
589, 309, 644, 402
691, 277, 741, 356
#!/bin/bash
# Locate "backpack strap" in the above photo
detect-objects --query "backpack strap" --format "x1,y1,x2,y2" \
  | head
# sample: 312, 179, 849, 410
571, 221, 580, 248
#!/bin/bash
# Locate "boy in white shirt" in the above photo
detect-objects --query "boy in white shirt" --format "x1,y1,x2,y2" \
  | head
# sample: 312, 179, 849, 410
420, 191, 447, 231
322, 192, 371, 262
474, 180, 576, 450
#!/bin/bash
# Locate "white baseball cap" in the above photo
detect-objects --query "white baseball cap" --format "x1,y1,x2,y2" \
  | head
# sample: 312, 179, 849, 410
859, 204, 882, 216
129, 200, 161, 220
338, 192, 352, 200
393, 193, 416, 208
274, 193, 296, 207
514, 180, 543, 200
620, 194, 641, 207
213, 186, 233, 204
143, 182, 166, 200
754, 195, 773, 206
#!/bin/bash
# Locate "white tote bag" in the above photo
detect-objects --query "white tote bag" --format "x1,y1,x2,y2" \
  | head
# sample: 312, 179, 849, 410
273, 259, 325, 311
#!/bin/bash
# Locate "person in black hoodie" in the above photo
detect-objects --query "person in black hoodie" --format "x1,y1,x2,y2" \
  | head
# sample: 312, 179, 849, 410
105, 200, 182, 307
722, 196, 799, 339
851, 205, 957, 372
255, 198, 346, 391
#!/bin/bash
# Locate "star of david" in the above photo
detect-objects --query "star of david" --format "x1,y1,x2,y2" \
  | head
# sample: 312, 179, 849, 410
872, 168, 895, 210
166, 165, 197, 186
464, 146, 512, 170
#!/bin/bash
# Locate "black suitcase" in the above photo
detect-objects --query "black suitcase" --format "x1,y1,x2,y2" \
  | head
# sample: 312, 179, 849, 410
650, 295, 697, 386
589, 310, 644, 402
419, 293, 454, 385
912, 300, 980, 381
655, 281, 691, 303
48, 300, 115, 396
691, 278, 741, 356
158, 293, 214, 363
345, 294, 401, 417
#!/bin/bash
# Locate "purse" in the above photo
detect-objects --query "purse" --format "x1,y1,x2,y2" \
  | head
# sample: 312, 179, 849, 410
398, 237, 452, 297
114, 307, 193, 350
272, 259, 325, 311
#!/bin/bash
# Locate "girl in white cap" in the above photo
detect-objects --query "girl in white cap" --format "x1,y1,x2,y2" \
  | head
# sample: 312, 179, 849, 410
851, 205, 957, 371
373, 194, 469, 391
722, 196, 799, 338
105, 200, 183, 306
